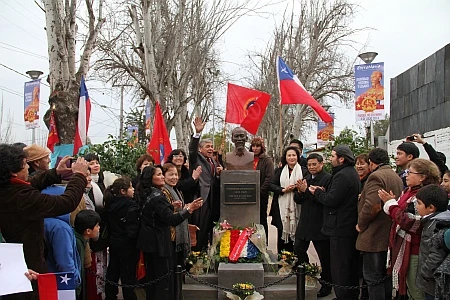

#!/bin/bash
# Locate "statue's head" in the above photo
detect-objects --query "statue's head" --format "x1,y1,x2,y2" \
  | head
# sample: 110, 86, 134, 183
231, 127, 248, 151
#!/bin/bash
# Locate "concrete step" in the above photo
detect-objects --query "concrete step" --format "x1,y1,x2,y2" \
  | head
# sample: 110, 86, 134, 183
262, 285, 318, 300
185, 273, 218, 285
263, 273, 297, 285
182, 283, 218, 300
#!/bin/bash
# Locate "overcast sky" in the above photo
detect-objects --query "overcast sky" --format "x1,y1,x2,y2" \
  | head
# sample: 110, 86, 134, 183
1, 0, 449, 147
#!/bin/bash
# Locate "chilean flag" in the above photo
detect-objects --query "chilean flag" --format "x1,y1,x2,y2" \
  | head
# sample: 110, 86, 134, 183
37, 272, 76, 300
73, 76, 91, 155
277, 56, 332, 123
147, 101, 172, 164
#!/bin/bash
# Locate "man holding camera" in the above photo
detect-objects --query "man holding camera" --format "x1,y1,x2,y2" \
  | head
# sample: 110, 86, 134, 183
408, 133, 448, 178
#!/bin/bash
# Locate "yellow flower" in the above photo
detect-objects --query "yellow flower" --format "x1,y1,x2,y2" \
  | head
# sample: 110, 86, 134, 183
220, 230, 231, 257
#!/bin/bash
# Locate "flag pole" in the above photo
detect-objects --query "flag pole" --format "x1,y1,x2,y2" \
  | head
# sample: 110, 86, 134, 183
276, 56, 283, 160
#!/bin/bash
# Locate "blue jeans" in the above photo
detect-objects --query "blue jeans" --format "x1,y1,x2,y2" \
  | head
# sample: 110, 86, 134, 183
362, 251, 392, 300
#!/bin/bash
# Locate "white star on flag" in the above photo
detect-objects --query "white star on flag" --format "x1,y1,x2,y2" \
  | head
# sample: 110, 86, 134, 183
60, 274, 72, 285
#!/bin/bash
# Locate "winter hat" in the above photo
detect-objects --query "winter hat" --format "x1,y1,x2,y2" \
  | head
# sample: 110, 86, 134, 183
24, 144, 51, 162
397, 142, 419, 159
333, 144, 355, 164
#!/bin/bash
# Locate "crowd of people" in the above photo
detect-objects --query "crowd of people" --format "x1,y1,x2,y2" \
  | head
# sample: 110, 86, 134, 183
1, 123, 450, 300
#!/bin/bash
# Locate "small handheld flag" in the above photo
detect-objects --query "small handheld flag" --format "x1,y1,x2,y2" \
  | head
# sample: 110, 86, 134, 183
37, 272, 76, 300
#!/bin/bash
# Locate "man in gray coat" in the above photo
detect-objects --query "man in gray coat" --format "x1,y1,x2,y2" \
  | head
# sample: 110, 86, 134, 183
188, 117, 223, 251
356, 148, 403, 300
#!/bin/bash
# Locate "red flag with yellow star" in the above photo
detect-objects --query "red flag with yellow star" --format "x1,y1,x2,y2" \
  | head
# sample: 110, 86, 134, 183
226, 83, 271, 135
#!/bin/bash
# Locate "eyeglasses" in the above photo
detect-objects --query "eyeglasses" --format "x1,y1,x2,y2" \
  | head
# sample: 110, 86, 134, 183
405, 169, 423, 175
173, 154, 184, 158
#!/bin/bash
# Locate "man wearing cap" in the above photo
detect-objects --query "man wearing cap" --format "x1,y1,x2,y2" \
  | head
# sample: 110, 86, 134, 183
24, 144, 51, 178
309, 144, 361, 300
396, 142, 420, 188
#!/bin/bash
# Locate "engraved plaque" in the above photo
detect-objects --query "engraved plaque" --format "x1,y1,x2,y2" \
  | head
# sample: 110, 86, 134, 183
223, 183, 257, 204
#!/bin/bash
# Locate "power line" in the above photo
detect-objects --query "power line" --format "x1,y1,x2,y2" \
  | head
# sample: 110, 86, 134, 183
0, 14, 46, 45
14, 1, 45, 23
0, 0, 44, 28
0, 42, 48, 59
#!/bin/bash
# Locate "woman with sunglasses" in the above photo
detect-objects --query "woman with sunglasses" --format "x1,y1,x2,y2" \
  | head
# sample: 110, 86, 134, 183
379, 158, 441, 300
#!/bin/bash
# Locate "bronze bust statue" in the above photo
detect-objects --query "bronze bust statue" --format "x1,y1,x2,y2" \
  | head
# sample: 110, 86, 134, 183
226, 127, 254, 170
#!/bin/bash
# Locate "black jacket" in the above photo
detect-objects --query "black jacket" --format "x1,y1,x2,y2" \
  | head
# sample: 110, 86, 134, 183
294, 170, 332, 241
106, 195, 139, 247
314, 163, 361, 238
136, 188, 190, 256
175, 166, 197, 204
423, 142, 448, 178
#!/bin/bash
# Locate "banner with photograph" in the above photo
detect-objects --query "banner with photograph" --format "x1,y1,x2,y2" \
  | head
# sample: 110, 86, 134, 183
23, 79, 41, 129
127, 125, 139, 146
145, 100, 151, 135
355, 62, 385, 121
317, 112, 335, 147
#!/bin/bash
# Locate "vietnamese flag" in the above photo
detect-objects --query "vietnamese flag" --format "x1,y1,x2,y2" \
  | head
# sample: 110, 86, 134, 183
276, 57, 332, 123
226, 83, 271, 135
147, 101, 172, 164
37, 272, 76, 300
47, 109, 60, 152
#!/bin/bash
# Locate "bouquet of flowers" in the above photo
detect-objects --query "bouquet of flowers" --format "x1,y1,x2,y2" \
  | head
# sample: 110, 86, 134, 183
187, 251, 209, 275
277, 250, 298, 275
301, 262, 322, 288
224, 282, 264, 300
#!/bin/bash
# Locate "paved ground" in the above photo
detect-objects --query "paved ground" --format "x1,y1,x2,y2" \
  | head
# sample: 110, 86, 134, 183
267, 216, 336, 300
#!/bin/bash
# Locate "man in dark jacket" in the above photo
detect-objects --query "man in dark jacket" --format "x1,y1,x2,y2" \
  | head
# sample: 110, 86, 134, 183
0, 144, 88, 300
294, 153, 332, 298
412, 133, 448, 178
309, 144, 361, 300
356, 148, 403, 300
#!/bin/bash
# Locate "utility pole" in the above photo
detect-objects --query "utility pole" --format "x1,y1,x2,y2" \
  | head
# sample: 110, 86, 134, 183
113, 84, 132, 140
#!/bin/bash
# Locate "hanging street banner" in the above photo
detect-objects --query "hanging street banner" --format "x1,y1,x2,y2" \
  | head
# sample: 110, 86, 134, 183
317, 112, 335, 147
127, 125, 139, 146
145, 100, 151, 135
355, 62, 385, 121
23, 79, 41, 129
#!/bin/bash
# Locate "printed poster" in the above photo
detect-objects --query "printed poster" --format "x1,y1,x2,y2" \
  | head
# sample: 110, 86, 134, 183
23, 79, 41, 129
355, 62, 385, 121
317, 112, 335, 147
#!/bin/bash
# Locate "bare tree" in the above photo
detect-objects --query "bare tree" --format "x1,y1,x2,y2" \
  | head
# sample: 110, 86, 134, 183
93, 0, 264, 150
42, 0, 105, 144
250, 0, 367, 158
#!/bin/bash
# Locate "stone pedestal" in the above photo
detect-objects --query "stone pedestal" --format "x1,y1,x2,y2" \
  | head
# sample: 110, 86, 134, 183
218, 263, 264, 300
220, 170, 260, 228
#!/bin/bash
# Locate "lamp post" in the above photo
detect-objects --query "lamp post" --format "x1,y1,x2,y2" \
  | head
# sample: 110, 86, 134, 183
357, 52, 378, 147
26, 70, 43, 144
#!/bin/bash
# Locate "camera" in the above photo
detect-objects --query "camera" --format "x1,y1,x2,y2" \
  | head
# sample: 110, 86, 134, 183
406, 136, 416, 141
70, 158, 78, 164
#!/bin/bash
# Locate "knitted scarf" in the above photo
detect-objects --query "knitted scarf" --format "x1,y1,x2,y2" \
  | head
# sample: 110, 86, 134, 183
386, 187, 421, 296
162, 184, 190, 258
278, 163, 302, 243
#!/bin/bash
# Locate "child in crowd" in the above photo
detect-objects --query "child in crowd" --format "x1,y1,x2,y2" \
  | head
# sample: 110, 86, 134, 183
103, 177, 140, 300
74, 210, 101, 300
440, 170, 450, 209
415, 185, 450, 300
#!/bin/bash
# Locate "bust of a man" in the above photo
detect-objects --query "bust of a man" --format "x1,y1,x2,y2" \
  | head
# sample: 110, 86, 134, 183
226, 127, 254, 170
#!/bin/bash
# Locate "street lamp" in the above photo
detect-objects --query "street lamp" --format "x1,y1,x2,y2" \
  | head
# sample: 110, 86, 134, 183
356, 52, 378, 147
358, 52, 378, 64
26, 70, 43, 144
